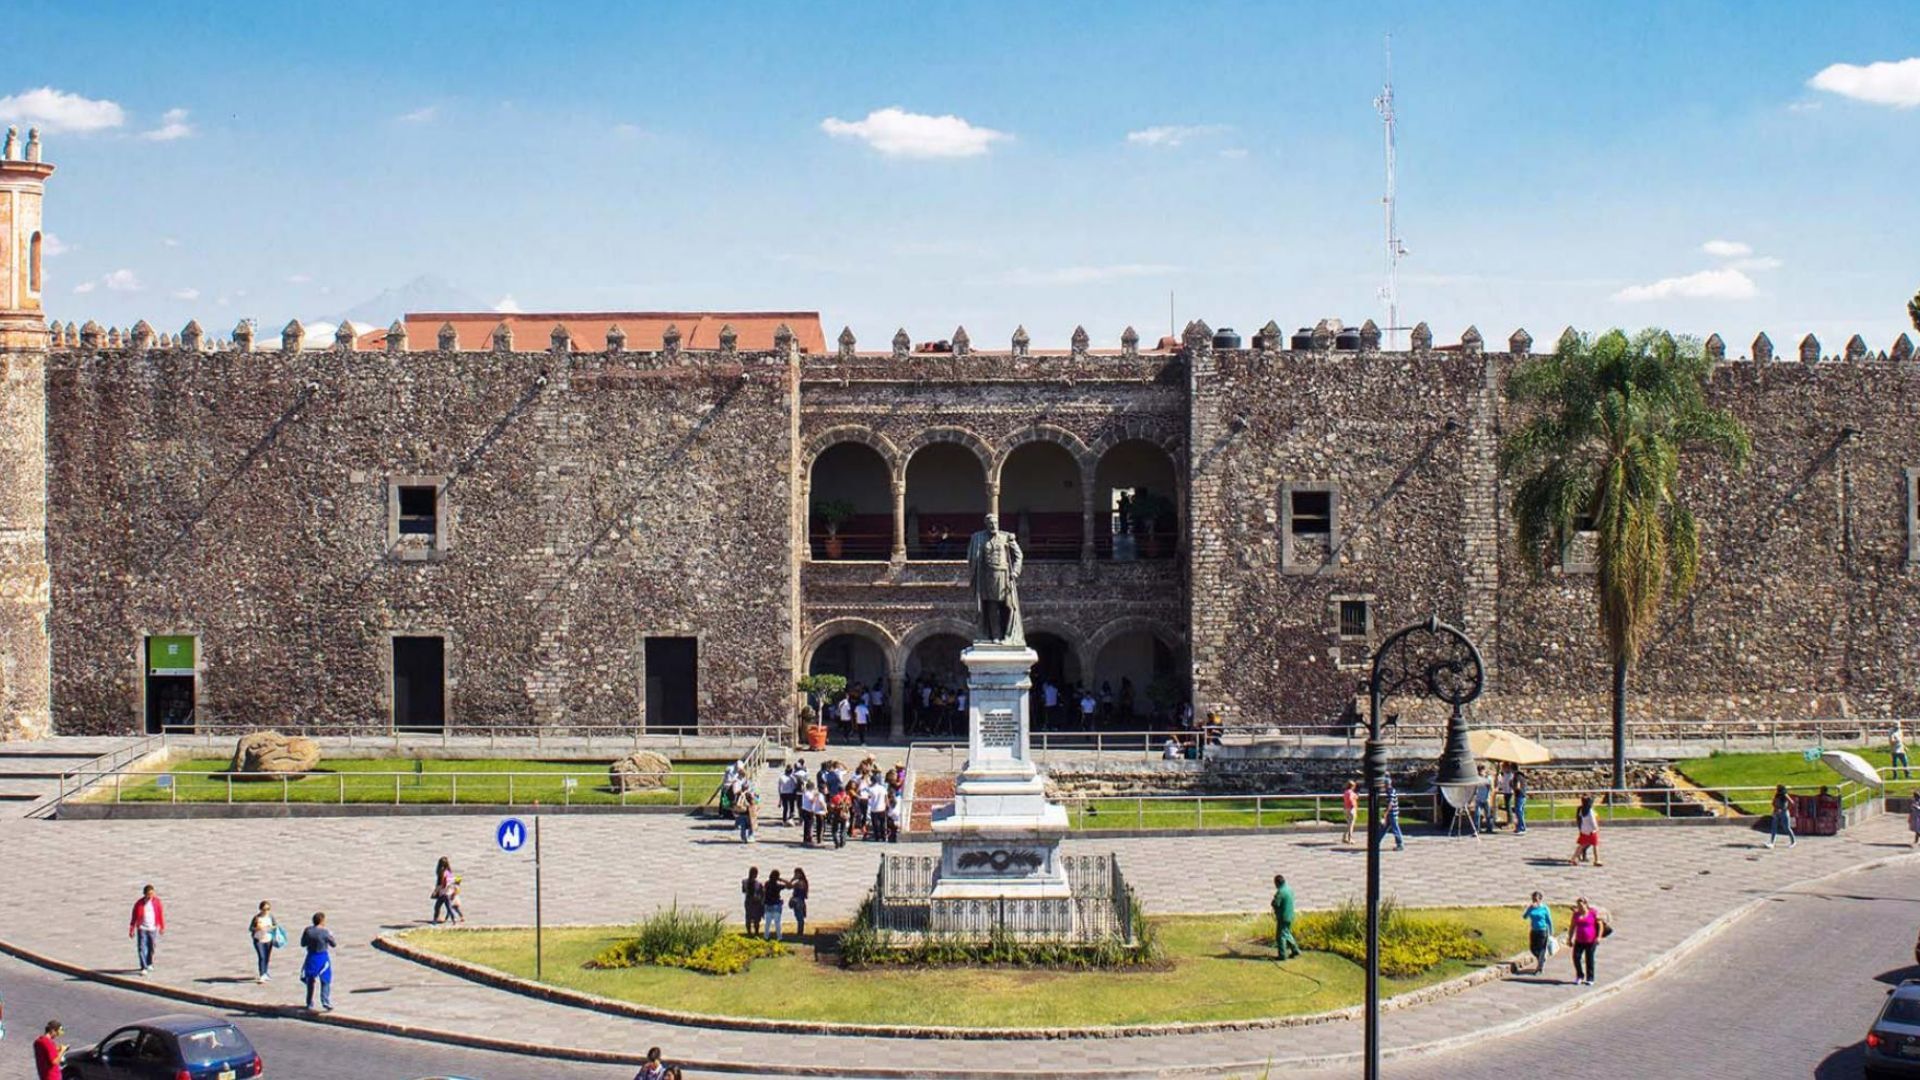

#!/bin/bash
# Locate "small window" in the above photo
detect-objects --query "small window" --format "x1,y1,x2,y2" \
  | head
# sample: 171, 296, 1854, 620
1338, 599, 1370, 639
388, 475, 448, 560
1907, 468, 1919, 566
1290, 490, 1332, 535
29, 231, 42, 295
1562, 511, 1599, 573
398, 486, 438, 536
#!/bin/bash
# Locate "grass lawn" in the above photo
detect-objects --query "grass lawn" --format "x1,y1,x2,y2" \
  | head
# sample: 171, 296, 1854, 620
93, 757, 728, 807
403, 905, 1547, 1028
1674, 747, 1915, 815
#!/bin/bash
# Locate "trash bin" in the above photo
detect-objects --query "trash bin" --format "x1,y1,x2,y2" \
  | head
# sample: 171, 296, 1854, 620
1789, 792, 1841, 836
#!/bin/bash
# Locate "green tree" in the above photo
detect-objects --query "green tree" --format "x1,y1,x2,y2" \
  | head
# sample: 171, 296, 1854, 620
1503, 329, 1751, 789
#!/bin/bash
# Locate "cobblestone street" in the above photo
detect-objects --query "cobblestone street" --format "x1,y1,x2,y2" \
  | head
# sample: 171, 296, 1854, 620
2, 806, 1912, 1076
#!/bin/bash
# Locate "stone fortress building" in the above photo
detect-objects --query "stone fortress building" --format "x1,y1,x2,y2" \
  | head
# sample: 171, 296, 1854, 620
3, 136, 1919, 742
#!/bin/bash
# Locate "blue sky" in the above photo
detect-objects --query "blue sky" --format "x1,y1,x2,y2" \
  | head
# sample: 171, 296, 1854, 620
8, 0, 1919, 350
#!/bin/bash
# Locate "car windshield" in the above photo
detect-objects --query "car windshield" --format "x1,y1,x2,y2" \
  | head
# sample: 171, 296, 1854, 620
1884, 996, 1920, 1026
176, 1025, 252, 1066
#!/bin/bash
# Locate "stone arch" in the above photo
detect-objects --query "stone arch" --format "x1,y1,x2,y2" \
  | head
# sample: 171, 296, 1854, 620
1086, 617, 1188, 727
895, 617, 978, 677
989, 424, 1092, 481
903, 429, 993, 559
1088, 420, 1184, 466
1085, 616, 1185, 658
803, 424, 903, 475
803, 617, 899, 672
901, 425, 996, 475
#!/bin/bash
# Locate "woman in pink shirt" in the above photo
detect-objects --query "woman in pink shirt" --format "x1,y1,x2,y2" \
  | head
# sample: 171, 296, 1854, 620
1341, 780, 1360, 844
1567, 895, 1605, 986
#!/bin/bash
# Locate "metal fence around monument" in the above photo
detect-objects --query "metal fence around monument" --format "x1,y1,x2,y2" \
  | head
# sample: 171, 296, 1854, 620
868, 853, 1135, 944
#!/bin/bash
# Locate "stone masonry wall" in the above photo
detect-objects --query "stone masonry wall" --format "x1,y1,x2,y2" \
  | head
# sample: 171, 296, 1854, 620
0, 347, 50, 740
1188, 327, 1920, 731
44, 339, 797, 735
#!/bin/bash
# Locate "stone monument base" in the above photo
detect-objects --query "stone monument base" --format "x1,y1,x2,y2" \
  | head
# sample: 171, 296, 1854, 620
928, 642, 1073, 913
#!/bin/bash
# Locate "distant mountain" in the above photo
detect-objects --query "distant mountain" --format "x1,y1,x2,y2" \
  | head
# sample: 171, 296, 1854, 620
333, 275, 487, 326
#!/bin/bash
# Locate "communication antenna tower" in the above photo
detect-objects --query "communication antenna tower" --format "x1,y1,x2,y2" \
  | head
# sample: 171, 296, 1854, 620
1374, 36, 1408, 348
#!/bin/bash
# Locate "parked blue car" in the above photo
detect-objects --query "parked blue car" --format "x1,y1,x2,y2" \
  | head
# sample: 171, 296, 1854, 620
61, 1014, 262, 1080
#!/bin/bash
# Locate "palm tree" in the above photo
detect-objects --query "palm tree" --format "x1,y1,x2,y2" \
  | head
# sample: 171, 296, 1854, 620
1503, 329, 1751, 790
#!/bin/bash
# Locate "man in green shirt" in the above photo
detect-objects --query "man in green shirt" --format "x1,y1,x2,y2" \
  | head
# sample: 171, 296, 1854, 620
1271, 873, 1299, 960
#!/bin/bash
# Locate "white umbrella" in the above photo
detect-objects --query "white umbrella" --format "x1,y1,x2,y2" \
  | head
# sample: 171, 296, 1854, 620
1820, 749, 1883, 789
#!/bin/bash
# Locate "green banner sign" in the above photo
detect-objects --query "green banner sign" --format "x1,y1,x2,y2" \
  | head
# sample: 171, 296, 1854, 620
148, 635, 197, 676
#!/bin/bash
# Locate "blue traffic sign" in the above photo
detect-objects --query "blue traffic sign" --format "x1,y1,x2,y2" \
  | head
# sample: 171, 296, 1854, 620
496, 817, 529, 853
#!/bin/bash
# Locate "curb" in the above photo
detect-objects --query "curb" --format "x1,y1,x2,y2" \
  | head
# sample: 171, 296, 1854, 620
4, 849, 1916, 1079
371, 930, 1528, 1042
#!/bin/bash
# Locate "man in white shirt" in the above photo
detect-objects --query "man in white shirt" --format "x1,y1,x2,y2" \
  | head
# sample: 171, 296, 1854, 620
1080, 690, 1097, 731
854, 700, 870, 745
866, 781, 891, 842
837, 695, 854, 738
1042, 681, 1060, 728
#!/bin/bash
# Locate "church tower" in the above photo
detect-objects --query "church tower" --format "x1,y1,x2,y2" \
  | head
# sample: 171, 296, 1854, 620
0, 126, 53, 740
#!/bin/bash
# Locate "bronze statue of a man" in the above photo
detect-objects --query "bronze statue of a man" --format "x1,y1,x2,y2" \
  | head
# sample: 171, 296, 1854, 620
967, 513, 1024, 645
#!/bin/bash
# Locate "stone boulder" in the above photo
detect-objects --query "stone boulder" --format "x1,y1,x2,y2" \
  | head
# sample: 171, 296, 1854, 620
228, 731, 321, 777
609, 750, 674, 793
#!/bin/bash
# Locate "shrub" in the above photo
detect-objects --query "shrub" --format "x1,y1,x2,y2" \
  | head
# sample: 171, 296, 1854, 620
588, 902, 787, 975
1287, 895, 1492, 977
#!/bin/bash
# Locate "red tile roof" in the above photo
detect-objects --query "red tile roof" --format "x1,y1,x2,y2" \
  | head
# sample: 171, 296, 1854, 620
357, 311, 825, 354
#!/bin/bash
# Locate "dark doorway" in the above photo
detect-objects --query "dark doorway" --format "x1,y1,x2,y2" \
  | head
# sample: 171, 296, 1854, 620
144, 635, 197, 734
393, 636, 446, 730
645, 636, 698, 731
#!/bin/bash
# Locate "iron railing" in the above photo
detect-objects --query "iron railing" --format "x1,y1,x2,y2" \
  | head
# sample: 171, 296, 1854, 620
149, 723, 788, 750
68, 767, 714, 808
868, 852, 1135, 944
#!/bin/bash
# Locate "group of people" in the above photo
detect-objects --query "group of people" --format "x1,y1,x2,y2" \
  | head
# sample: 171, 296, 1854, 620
724, 756, 909, 848
1330, 770, 1601, 860
740, 866, 812, 940
1521, 891, 1613, 985
827, 682, 885, 744
120, 883, 342, 1013
789, 757, 907, 847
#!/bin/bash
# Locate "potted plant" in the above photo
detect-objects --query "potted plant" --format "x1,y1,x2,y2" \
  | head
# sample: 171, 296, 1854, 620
796, 674, 846, 749
812, 499, 856, 559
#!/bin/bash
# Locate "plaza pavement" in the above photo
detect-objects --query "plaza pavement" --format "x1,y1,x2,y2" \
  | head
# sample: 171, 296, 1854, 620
0, 801, 1913, 1077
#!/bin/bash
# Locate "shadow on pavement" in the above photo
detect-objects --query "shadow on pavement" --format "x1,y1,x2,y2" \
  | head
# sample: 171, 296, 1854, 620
1815, 1042, 1867, 1078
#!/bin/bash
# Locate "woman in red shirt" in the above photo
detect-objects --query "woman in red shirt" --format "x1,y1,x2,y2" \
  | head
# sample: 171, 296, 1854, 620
1341, 780, 1359, 845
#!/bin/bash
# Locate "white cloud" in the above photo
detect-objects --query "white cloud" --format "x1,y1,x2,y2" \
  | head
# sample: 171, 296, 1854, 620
492, 294, 523, 313
613, 123, 650, 139
397, 105, 439, 123
1729, 255, 1784, 271
1808, 57, 1920, 108
169, 287, 199, 301
1787, 100, 1823, 114
102, 268, 142, 292
1700, 239, 1751, 258
0, 87, 125, 133
1218, 147, 1249, 160
1612, 267, 1757, 303
72, 281, 96, 294
41, 232, 68, 256
820, 107, 1008, 159
997, 263, 1180, 287
1124, 124, 1227, 148
162, 237, 180, 248
286, 273, 312, 285
138, 107, 194, 142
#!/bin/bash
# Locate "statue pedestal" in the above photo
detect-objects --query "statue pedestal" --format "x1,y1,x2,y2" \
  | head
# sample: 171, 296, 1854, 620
929, 643, 1071, 905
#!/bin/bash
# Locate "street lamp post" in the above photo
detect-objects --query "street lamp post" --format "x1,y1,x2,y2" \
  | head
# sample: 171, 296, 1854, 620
1364, 616, 1485, 1080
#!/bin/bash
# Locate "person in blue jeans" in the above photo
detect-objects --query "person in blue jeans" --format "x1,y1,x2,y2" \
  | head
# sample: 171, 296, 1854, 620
299, 911, 338, 1012
1766, 784, 1796, 849
1521, 891, 1554, 975
1378, 778, 1404, 851
1512, 770, 1530, 834
762, 870, 786, 941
